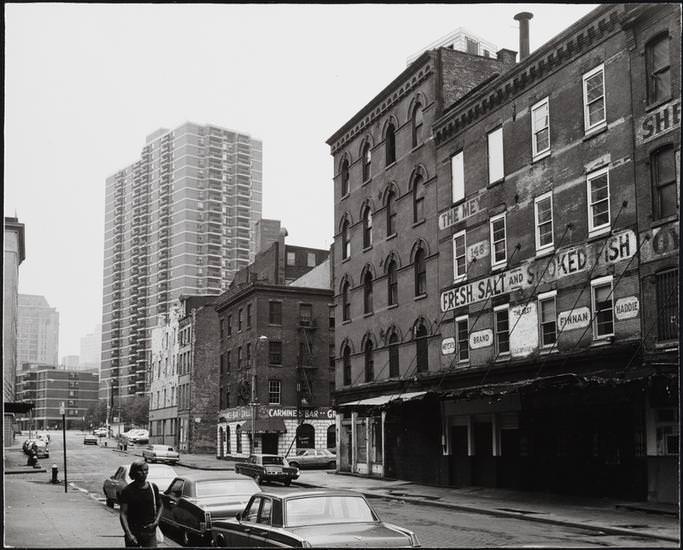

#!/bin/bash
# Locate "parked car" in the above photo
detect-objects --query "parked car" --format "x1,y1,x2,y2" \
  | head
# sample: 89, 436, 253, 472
102, 463, 177, 508
23, 439, 49, 458
126, 429, 149, 444
210, 489, 421, 547
93, 427, 108, 437
159, 472, 260, 546
287, 449, 336, 470
143, 444, 180, 464
83, 434, 99, 445
36, 431, 51, 443
234, 454, 299, 486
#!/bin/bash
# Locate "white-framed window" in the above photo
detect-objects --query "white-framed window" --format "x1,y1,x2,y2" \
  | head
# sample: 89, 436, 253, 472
287, 251, 296, 265
538, 290, 557, 348
268, 380, 281, 404
452, 230, 467, 282
583, 64, 606, 133
455, 315, 469, 362
490, 213, 507, 269
531, 97, 550, 159
534, 192, 554, 253
591, 275, 614, 339
487, 127, 504, 183
451, 151, 464, 204
494, 304, 510, 356
587, 167, 610, 234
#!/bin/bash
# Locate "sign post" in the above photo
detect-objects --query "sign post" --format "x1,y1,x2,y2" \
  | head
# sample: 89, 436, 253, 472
60, 402, 67, 493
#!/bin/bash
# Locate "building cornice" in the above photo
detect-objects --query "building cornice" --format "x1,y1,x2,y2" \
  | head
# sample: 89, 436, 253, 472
214, 282, 333, 312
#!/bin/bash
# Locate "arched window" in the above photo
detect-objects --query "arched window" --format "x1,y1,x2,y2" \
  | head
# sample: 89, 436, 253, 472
326, 425, 336, 450
341, 280, 351, 321
340, 158, 350, 196
414, 247, 426, 296
225, 425, 231, 454
387, 260, 398, 306
415, 322, 428, 372
646, 34, 671, 104
388, 331, 400, 378
412, 102, 424, 148
341, 218, 350, 260
236, 424, 242, 453
363, 270, 373, 314
342, 345, 351, 386
413, 173, 425, 223
362, 206, 373, 249
364, 339, 374, 382
296, 423, 315, 449
362, 142, 372, 182
385, 123, 396, 166
386, 188, 397, 237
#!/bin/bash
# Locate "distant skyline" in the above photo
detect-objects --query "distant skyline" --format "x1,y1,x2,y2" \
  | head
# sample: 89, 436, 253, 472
4, 3, 597, 356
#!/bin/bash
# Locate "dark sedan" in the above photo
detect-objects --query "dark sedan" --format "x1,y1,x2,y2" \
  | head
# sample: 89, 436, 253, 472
210, 489, 420, 547
159, 472, 260, 546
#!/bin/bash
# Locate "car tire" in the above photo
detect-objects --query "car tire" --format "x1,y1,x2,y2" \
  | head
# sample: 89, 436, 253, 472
181, 528, 192, 547
289, 462, 299, 469
284, 479, 291, 487
327, 461, 336, 469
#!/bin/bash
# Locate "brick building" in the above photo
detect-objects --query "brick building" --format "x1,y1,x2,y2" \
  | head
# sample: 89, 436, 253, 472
328, 4, 679, 503
215, 235, 335, 458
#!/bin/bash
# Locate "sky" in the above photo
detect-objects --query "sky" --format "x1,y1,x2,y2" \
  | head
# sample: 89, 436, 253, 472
4, 3, 597, 358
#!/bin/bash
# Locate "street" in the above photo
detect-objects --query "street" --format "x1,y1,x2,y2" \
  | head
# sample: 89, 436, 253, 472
4, 430, 676, 548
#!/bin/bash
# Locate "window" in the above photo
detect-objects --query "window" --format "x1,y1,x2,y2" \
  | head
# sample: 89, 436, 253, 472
414, 247, 426, 296
224, 388, 230, 409
487, 127, 504, 183
237, 347, 242, 370
246, 304, 252, 329
342, 280, 350, 321
364, 340, 374, 382
307, 252, 316, 267
455, 315, 469, 362
534, 192, 554, 253
451, 151, 464, 203
362, 142, 372, 182
388, 332, 400, 377
490, 213, 507, 268
238, 308, 243, 331
246, 343, 251, 367
363, 271, 373, 314
226, 350, 231, 373
591, 276, 614, 339
494, 305, 510, 356
287, 251, 296, 265
227, 315, 232, 336
412, 103, 424, 148
341, 219, 350, 260
236, 425, 242, 453
269, 341, 282, 366
268, 380, 281, 404
415, 322, 429, 372
657, 269, 679, 341
587, 168, 610, 233
538, 291, 557, 347
652, 146, 678, 219
269, 301, 282, 325
646, 35, 671, 104
452, 230, 467, 281
362, 206, 373, 248
340, 158, 350, 196
387, 260, 398, 306
413, 174, 425, 223
386, 188, 397, 236
531, 97, 550, 159
583, 64, 606, 132
299, 304, 313, 326
466, 37, 479, 54
385, 123, 396, 165
342, 345, 351, 386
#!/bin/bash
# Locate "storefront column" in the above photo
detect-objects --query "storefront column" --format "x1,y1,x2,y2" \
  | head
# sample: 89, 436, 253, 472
366, 418, 371, 473
492, 413, 500, 456
381, 411, 386, 476
351, 411, 357, 473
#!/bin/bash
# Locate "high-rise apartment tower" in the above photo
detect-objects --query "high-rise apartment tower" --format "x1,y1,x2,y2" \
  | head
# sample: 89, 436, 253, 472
101, 122, 262, 402
17, 294, 60, 368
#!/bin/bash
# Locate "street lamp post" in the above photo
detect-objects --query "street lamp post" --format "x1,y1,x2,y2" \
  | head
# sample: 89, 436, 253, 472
250, 336, 268, 455
60, 401, 67, 493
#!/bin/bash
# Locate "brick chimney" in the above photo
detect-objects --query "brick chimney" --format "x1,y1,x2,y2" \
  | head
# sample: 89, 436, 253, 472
496, 48, 518, 69
514, 12, 533, 61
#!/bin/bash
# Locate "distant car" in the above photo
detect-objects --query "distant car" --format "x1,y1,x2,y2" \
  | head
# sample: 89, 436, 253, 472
102, 463, 177, 508
36, 431, 51, 443
83, 434, 99, 445
23, 439, 49, 458
126, 429, 149, 444
93, 427, 108, 437
234, 454, 299, 486
159, 472, 260, 546
287, 449, 336, 470
143, 444, 180, 464
210, 489, 420, 548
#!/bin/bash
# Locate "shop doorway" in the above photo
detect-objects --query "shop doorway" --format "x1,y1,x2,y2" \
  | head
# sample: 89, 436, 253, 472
296, 424, 315, 449
262, 433, 278, 454
326, 425, 336, 450
218, 428, 224, 458
449, 425, 470, 487
472, 421, 494, 486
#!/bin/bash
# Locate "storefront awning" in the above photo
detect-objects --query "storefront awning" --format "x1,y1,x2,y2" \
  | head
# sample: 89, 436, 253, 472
4, 402, 34, 414
337, 391, 427, 408
241, 417, 287, 434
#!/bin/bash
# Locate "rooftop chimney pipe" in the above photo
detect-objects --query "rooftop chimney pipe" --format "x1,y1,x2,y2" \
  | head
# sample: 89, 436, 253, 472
514, 12, 533, 61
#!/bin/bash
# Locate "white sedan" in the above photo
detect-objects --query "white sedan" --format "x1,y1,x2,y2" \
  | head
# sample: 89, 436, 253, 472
142, 444, 180, 464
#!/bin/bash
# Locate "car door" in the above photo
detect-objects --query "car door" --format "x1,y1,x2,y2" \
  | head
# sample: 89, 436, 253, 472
250, 496, 277, 547
162, 479, 184, 527
105, 467, 123, 499
230, 496, 262, 547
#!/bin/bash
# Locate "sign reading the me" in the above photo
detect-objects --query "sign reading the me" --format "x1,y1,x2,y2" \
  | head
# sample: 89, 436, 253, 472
439, 197, 480, 230
441, 229, 636, 312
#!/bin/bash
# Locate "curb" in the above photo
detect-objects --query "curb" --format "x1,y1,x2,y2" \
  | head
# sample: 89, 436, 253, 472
6, 467, 48, 475
290, 481, 679, 543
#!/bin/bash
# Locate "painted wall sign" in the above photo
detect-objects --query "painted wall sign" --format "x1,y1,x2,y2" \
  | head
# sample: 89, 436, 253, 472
557, 307, 591, 332
640, 221, 679, 264
441, 229, 636, 312
441, 337, 456, 355
509, 303, 538, 357
469, 329, 493, 349
637, 99, 681, 145
467, 240, 490, 263
439, 197, 480, 230
615, 296, 640, 320
219, 405, 336, 422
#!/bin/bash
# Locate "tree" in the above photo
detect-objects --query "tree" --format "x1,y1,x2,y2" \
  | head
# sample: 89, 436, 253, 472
120, 395, 149, 427
84, 400, 107, 427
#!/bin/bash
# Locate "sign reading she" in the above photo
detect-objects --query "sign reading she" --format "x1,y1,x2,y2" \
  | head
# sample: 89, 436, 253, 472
441, 337, 456, 355
557, 307, 591, 331
439, 197, 480, 230
615, 296, 640, 320
441, 229, 636, 312
640, 221, 679, 264
469, 329, 492, 349
637, 99, 681, 145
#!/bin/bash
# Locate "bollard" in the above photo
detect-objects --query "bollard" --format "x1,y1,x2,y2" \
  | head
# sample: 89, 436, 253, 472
51, 464, 59, 484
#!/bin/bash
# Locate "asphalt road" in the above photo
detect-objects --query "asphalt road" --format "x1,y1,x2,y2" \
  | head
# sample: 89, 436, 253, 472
36, 430, 677, 548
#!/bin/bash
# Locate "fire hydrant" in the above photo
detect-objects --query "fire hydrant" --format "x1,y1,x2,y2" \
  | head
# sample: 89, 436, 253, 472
51, 464, 59, 484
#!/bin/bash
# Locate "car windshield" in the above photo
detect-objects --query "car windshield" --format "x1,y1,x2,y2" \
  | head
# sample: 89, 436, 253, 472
262, 456, 284, 465
196, 480, 257, 497
285, 496, 376, 527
